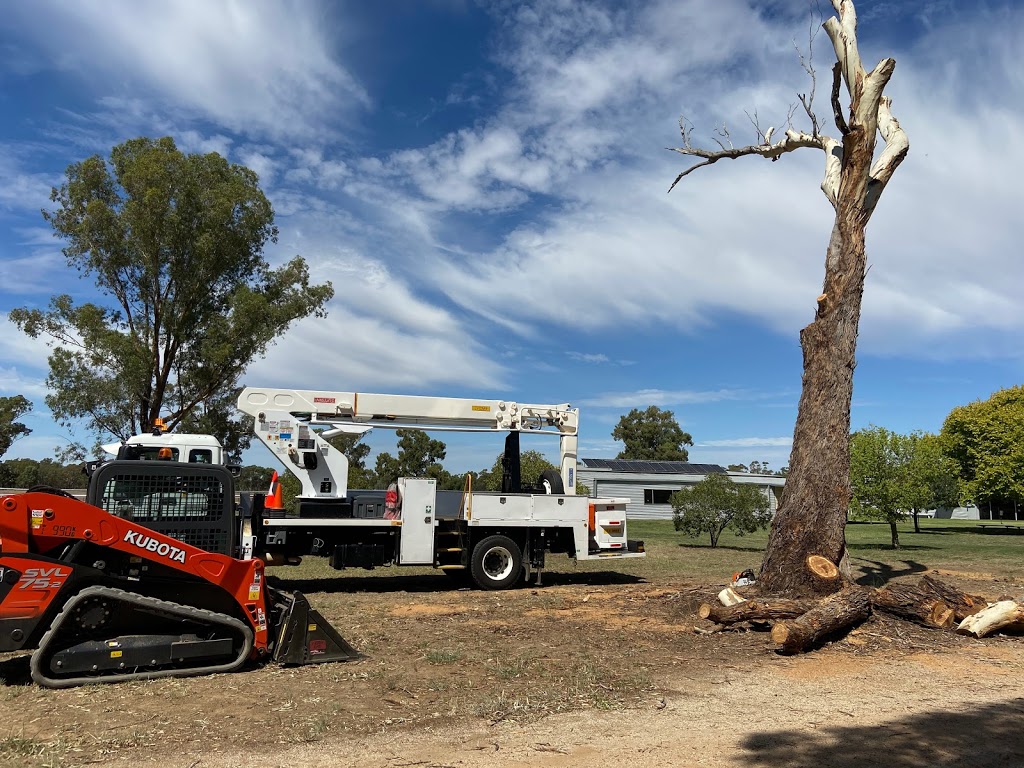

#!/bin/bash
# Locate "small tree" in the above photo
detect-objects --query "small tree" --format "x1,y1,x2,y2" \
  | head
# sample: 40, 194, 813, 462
612, 406, 693, 461
849, 426, 907, 548
905, 432, 960, 533
672, 473, 771, 547
0, 396, 32, 458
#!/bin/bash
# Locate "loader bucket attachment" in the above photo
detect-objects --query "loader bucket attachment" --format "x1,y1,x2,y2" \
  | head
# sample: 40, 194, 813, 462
273, 590, 362, 665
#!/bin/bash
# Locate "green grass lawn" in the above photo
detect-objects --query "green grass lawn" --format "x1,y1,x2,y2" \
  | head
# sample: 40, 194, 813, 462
270, 517, 1024, 590
614, 518, 1024, 586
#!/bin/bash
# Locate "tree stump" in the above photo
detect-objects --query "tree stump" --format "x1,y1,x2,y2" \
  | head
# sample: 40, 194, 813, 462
918, 575, 987, 622
871, 582, 954, 628
956, 601, 1024, 638
771, 587, 871, 653
699, 598, 817, 626
807, 554, 842, 592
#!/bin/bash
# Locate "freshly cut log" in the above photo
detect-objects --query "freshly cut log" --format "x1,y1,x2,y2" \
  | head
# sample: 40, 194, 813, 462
771, 587, 871, 653
698, 598, 817, 626
918, 575, 987, 622
956, 600, 1024, 638
870, 582, 955, 628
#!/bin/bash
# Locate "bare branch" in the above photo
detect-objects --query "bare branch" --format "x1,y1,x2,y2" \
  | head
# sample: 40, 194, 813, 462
668, 129, 825, 192
793, 10, 822, 137
830, 62, 849, 135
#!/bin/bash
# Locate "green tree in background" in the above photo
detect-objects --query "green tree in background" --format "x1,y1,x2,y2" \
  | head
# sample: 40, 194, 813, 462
612, 406, 693, 461
374, 430, 448, 486
849, 427, 959, 546
941, 386, 1024, 518
849, 426, 907, 548
904, 432, 960, 533
10, 136, 333, 447
0, 396, 32, 458
478, 449, 559, 491
327, 431, 374, 490
671, 472, 771, 547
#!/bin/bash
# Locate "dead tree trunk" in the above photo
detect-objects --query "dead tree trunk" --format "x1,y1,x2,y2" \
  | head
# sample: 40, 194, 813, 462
670, 1, 908, 596
771, 587, 871, 653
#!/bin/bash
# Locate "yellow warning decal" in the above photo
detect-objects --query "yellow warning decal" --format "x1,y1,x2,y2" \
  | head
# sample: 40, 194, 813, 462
248, 589, 261, 601
307, 624, 317, 632
110, 651, 123, 658
471, 405, 491, 412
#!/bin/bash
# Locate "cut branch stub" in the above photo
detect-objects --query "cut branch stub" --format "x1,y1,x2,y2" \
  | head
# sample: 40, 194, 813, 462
807, 554, 841, 585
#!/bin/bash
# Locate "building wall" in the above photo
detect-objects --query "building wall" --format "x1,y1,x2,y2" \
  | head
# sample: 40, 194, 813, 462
577, 469, 784, 521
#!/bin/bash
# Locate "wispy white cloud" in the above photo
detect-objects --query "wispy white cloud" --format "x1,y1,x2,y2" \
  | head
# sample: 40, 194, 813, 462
579, 388, 751, 408
700, 436, 792, 448
567, 352, 610, 364
3, 0, 367, 141
245, 254, 503, 392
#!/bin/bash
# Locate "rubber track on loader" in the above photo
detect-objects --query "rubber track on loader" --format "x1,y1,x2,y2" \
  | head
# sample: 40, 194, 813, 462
30, 585, 254, 689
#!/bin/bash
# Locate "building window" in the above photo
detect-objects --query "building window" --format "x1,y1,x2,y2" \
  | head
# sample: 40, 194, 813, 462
644, 489, 674, 505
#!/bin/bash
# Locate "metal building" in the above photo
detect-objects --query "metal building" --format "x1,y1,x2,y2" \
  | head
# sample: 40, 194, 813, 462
576, 458, 786, 520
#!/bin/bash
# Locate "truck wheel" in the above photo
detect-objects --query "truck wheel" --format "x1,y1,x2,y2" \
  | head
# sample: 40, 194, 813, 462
470, 535, 523, 590
538, 469, 564, 494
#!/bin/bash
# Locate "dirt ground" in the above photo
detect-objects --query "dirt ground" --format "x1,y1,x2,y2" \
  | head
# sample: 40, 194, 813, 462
2, 568, 1024, 767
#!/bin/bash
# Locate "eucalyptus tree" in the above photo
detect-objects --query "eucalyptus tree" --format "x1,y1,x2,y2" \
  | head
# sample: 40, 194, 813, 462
11, 137, 333, 444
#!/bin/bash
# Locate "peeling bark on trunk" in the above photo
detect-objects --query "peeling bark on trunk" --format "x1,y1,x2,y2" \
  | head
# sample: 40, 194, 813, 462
759, 217, 866, 595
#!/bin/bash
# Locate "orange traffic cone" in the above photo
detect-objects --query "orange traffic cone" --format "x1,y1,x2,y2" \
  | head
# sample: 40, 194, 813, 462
265, 471, 284, 511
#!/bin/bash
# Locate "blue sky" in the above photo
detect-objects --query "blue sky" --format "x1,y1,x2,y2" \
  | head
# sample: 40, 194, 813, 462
1, 0, 1022, 475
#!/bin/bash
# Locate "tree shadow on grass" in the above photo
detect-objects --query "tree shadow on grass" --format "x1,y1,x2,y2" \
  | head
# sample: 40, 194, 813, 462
677, 543, 763, 553
853, 558, 929, 587
847, 543, 939, 552
740, 698, 1024, 768
917, 526, 1024, 536
273, 570, 645, 595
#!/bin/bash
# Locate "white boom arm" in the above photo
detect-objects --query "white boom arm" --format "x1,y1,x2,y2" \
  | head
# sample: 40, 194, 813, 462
237, 387, 580, 499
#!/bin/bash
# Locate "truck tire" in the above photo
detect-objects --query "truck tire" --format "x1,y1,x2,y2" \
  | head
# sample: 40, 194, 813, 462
538, 469, 564, 494
470, 535, 523, 590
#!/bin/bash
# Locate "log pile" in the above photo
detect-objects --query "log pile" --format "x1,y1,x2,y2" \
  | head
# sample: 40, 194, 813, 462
695, 565, 1015, 654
